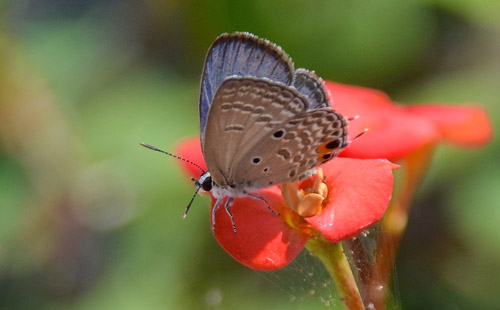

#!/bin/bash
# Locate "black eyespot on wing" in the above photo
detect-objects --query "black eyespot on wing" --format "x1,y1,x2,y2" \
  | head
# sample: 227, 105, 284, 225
273, 129, 285, 138
322, 153, 332, 160
325, 140, 341, 149
263, 167, 269, 172
252, 157, 261, 164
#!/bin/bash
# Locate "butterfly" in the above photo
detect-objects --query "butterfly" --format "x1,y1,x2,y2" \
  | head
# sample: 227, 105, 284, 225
142, 32, 348, 233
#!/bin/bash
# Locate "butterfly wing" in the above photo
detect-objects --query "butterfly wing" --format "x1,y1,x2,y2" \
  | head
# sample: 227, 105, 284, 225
230, 107, 347, 188
203, 76, 347, 189
292, 68, 330, 109
202, 77, 311, 187
199, 32, 295, 144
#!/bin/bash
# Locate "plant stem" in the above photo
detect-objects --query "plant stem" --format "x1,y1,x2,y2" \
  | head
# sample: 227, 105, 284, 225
307, 238, 365, 310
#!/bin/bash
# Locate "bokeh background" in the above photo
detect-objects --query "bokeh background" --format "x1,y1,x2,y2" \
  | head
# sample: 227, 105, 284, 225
0, 0, 498, 309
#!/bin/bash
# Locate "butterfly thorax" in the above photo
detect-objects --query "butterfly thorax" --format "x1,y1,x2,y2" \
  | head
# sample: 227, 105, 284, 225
211, 184, 253, 199
198, 171, 256, 199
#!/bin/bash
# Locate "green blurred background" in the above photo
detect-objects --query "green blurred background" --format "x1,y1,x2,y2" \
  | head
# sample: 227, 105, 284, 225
0, 0, 498, 309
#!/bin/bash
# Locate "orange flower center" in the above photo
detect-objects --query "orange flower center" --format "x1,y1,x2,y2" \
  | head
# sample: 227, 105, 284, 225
281, 168, 328, 218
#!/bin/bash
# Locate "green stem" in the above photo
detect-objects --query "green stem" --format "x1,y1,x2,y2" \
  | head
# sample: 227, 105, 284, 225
307, 237, 365, 310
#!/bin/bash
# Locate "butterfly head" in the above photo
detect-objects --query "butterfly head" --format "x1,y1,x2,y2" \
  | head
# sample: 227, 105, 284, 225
198, 171, 213, 192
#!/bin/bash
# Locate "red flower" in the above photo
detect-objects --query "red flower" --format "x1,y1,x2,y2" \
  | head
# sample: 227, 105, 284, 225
326, 81, 493, 160
321, 81, 493, 309
176, 138, 396, 270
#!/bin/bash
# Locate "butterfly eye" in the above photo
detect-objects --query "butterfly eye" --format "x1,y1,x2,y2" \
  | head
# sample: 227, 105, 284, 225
201, 176, 213, 191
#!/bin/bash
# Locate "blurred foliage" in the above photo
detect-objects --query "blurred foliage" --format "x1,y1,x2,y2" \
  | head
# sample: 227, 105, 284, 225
0, 0, 498, 309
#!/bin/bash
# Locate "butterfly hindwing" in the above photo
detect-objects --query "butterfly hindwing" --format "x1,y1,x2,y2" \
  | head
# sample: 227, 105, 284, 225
292, 68, 330, 109
199, 32, 295, 143
229, 107, 347, 188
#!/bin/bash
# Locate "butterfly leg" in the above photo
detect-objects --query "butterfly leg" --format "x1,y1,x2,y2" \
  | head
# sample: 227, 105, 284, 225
211, 198, 223, 232
246, 193, 279, 216
224, 197, 237, 234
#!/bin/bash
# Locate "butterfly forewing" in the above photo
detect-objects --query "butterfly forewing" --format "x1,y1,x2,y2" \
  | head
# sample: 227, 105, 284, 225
202, 77, 312, 187
200, 32, 295, 143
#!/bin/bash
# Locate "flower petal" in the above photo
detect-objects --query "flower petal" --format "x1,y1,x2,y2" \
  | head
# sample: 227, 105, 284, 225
305, 158, 396, 242
326, 81, 393, 112
176, 137, 309, 270
405, 104, 493, 147
212, 188, 310, 270
340, 108, 440, 160
326, 81, 440, 160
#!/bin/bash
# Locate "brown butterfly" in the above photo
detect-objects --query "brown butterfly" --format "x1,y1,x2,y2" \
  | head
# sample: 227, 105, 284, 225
142, 32, 348, 233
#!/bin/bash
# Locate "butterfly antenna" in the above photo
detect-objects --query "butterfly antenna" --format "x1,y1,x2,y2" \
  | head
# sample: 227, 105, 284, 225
353, 128, 368, 140
139, 142, 205, 173
344, 115, 367, 142
347, 115, 360, 122
183, 185, 202, 218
